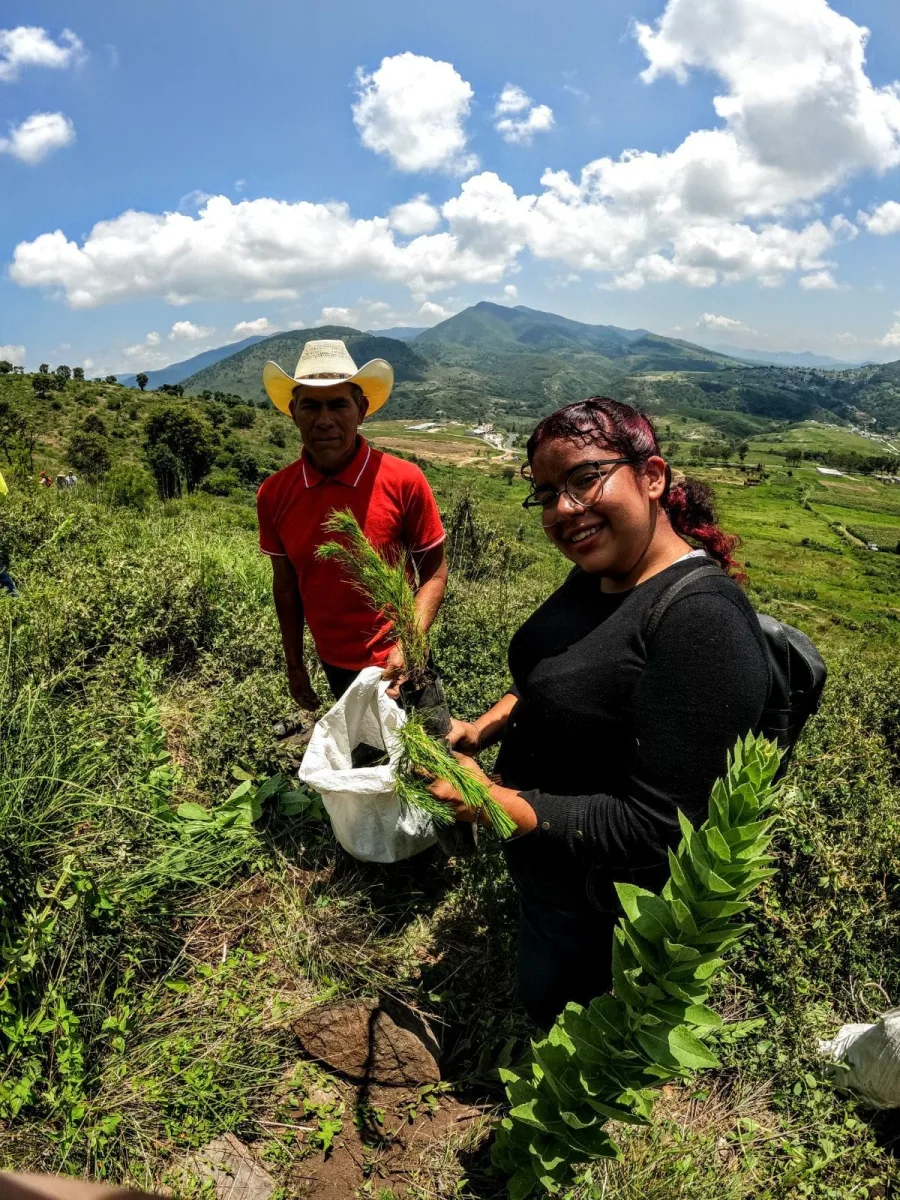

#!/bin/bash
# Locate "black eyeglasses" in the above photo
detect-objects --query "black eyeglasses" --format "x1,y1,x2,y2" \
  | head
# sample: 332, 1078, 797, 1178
522, 458, 633, 525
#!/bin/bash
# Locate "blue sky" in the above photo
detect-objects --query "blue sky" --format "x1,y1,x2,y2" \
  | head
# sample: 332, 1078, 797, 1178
3, 0, 900, 374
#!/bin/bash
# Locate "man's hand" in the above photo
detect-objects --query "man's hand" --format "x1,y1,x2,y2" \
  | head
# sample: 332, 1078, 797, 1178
383, 644, 407, 700
287, 664, 321, 712
447, 719, 481, 755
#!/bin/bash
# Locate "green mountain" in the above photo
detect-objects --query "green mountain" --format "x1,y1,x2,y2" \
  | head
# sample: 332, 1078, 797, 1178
177, 302, 900, 432
182, 326, 429, 404
119, 334, 268, 389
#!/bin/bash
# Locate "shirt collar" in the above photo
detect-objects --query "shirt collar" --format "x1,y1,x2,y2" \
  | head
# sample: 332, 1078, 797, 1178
301, 437, 372, 489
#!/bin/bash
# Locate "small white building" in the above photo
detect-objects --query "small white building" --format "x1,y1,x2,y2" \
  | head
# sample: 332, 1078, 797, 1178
816, 467, 845, 477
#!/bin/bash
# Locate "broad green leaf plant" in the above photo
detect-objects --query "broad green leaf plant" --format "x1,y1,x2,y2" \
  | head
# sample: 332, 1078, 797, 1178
493, 733, 783, 1198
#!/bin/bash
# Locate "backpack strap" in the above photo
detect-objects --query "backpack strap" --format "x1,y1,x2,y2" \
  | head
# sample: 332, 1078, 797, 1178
645, 562, 725, 642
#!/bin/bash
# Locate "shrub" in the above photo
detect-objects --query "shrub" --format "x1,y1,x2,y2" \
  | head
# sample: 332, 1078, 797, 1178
66, 431, 111, 480
201, 468, 239, 496
229, 405, 255, 430
82, 412, 107, 436
104, 463, 155, 511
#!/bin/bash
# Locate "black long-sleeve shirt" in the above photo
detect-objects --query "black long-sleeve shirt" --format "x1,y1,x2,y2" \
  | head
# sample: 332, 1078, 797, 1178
496, 555, 770, 913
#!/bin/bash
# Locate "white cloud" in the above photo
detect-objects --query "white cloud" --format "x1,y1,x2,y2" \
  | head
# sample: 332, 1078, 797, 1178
12, 1, 900, 307
799, 270, 839, 289
879, 313, 900, 347
0, 344, 25, 364
122, 331, 163, 366
250, 287, 297, 301
0, 26, 85, 83
861, 200, 900, 235
697, 312, 757, 333
10, 192, 518, 308
503, 284, 518, 298
169, 320, 212, 341
316, 300, 398, 330
233, 317, 272, 336
418, 301, 455, 323
352, 52, 476, 174
389, 194, 441, 236
0, 112, 75, 164
494, 84, 555, 146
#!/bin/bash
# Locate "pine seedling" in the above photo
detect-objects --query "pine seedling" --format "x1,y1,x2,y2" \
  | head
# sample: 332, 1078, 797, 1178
317, 508, 430, 684
396, 711, 518, 839
492, 732, 783, 1198
317, 508, 516, 839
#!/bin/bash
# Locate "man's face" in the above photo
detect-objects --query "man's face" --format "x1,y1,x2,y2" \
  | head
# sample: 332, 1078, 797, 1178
289, 382, 368, 470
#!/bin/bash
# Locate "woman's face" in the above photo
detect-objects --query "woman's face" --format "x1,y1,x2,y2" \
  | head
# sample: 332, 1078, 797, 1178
529, 435, 667, 575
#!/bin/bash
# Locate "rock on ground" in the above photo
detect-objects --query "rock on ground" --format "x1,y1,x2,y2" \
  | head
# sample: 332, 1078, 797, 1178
292, 998, 441, 1086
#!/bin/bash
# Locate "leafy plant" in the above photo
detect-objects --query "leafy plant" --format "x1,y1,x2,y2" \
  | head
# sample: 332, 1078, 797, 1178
492, 733, 783, 1198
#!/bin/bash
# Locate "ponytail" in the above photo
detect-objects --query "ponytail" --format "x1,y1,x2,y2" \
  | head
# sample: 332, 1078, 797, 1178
664, 477, 746, 582
528, 396, 747, 583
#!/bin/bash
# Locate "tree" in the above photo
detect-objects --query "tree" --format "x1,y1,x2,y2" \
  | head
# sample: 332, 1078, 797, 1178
55, 365, 71, 383
157, 383, 184, 397
104, 375, 118, 385
136, 373, 149, 392
718, 442, 730, 465
39, 363, 49, 375
0, 361, 12, 375
31, 374, 51, 400
67, 431, 111, 480
502, 465, 516, 485
231, 448, 260, 486
737, 441, 749, 464
73, 367, 84, 382
83, 413, 107, 436
228, 405, 255, 430
146, 442, 181, 500
144, 405, 218, 496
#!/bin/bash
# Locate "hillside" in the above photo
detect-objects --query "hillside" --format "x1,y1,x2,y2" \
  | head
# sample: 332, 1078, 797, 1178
179, 301, 900, 430
119, 334, 268, 389
183, 326, 429, 403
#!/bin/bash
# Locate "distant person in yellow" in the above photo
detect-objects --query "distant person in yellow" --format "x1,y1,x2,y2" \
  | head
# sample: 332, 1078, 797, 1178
0, 467, 18, 597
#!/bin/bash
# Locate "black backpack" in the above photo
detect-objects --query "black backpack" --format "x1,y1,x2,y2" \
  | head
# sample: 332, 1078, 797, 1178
646, 562, 827, 780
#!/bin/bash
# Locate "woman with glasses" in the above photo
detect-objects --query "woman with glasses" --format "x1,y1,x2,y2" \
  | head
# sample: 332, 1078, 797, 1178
431, 397, 769, 1028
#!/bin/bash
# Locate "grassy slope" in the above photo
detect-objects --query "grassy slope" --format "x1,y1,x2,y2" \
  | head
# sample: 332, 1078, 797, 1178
2, 466, 900, 1197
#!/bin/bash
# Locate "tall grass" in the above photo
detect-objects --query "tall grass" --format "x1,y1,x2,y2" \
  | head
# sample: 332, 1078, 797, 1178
1, 482, 899, 1196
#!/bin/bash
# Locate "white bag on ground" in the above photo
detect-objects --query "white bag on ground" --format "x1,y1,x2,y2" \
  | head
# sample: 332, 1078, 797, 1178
818, 1007, 900, 1108
298, 666, 437, 863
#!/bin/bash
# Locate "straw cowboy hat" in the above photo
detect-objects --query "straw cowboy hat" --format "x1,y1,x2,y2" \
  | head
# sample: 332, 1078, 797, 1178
262, 340, 393, 417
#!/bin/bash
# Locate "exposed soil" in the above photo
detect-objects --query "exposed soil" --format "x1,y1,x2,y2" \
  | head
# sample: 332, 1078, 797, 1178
287, 1082, 491, 1200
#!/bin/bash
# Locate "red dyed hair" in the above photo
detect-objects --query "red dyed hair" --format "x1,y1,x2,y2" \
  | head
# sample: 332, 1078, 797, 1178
526, 396, 746, 580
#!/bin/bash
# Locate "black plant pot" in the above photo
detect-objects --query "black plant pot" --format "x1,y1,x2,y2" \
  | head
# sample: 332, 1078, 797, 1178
399, 669, 477, 858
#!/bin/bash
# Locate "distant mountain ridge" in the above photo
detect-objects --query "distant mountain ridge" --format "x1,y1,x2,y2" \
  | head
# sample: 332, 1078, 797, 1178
697, 342, 866, 370
119, 334, 269, 389
177, 301, 900, 431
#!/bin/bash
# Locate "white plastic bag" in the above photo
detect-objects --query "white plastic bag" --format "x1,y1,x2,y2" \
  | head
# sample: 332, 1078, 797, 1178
818, 1007, 900, 1108
298, 666, 437, 863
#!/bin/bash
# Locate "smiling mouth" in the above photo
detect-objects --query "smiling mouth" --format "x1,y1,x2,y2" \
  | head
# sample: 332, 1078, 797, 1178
561, 522, 606, 545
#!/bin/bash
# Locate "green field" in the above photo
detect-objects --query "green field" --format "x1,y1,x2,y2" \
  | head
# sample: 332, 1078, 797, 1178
3, 370, 900, 1197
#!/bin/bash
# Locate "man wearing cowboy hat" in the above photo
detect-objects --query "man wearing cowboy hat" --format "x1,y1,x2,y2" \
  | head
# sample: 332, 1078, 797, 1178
257, 339, 448, 710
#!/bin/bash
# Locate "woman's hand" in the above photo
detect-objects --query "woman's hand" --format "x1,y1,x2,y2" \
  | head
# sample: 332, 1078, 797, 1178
447, 718, 481, 754
428, 752, 538, 835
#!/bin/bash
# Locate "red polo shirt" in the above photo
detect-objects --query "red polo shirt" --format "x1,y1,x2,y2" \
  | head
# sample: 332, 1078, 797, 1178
256, 438, 445, 670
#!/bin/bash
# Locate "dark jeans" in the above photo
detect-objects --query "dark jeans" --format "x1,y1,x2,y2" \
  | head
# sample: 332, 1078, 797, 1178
516, 900, 617, 1030
0, 569, 18, 597
320, 661, 361, 700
